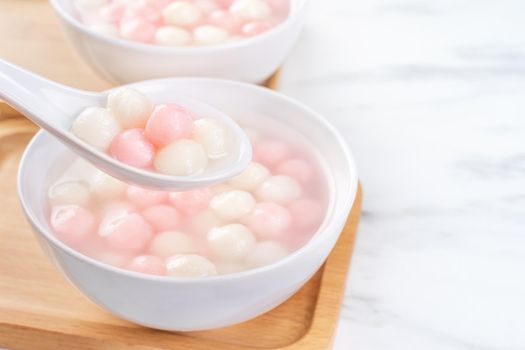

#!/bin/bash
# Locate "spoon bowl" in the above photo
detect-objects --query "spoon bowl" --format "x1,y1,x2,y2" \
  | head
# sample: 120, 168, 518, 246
0, 60, 252, 190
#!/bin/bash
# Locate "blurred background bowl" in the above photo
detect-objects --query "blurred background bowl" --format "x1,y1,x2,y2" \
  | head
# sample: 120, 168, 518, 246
49, 0, 309, 84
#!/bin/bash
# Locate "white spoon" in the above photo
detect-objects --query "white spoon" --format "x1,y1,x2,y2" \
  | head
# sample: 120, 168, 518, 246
0, 59, 252, 190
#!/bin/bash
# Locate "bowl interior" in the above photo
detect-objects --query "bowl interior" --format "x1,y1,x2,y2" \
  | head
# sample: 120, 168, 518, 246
18, 78, 357, 279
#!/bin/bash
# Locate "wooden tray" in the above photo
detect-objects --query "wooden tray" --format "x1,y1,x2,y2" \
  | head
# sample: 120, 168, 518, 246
0, 117, 362, 350
0, 1, 361, 349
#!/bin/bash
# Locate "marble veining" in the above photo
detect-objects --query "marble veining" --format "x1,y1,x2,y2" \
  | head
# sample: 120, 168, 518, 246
280, 0, 525, 348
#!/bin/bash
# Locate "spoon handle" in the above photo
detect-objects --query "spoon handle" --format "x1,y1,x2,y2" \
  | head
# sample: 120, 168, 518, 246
0, 59, 100, 129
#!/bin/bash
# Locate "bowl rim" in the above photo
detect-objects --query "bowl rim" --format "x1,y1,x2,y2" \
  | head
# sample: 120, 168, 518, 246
48, 0, 309, 54
17, 77, 358, 284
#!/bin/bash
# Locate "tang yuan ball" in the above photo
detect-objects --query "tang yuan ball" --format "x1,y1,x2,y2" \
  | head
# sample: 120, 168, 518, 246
289, 199, 324, 230
165, 254, 217, 277
162, 1, 203, 27
61, 158, 98, 182
127, 255, 165, 275
142, 205, 181, 232
145, 104, 194, 148
209, 10, 244, 33
109, 129, 155, 168
124, 0, 163, 24
266, 0, 289, 13
188, 209, 223, 236
215, 0, 235, 8
149, 231, 194, 258
193, 235, 213, 257
82, 238, 132, 268
126, 186, 168, 208
207, 223, 256, 261
195, 0, 220, 14
119, 18, 157, 43
48, 181, 90, 207
72, 107, 121, 151
107, 88, 153, 129
194, 25, 229, 45
229, 0, 271, 21
284, 233, 311, 251
89, 170, 127, 201
228, 162, 269, 191
256, 175, 302, 205
242, 21, 273, 36
254, 140, 290, 167
168, 187, 213, 214
210, 190, 255, 221
51, 205, 96, 248
98, 203, 134, 235
212, 183, 235, 195
216, 261, 245, 275
154, 139, 208, 176
100, 200, 136, 217
99, 2, 125, 22
192, 118, 230, 158
155, 26, 192, 46
244, 241, 289, 269
89, 23, 119, 37
99, 213, 153, 253
92, 250, 131, 268
242, 202, 291, 239
276, 158, 313, 185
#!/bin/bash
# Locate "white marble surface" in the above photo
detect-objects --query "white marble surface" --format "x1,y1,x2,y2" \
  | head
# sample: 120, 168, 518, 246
280, 0, 525, 349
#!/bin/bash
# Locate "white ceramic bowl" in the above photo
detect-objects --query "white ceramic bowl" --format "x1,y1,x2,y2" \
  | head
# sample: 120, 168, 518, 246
49, 0, 309, 84
18, 79, 357, 331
